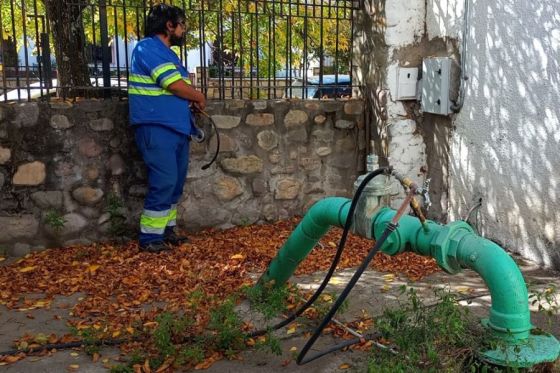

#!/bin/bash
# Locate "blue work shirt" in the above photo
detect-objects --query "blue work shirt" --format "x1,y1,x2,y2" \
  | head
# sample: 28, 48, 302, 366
128, 36, 193, 135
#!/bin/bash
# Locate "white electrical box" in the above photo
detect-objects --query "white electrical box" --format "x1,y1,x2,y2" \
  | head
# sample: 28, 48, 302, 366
395, 67, 419, 100
421, 57, 455, 115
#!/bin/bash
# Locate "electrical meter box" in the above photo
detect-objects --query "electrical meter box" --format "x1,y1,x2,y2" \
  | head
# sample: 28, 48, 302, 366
395, 67, 419, 100
421, 57, 459, 115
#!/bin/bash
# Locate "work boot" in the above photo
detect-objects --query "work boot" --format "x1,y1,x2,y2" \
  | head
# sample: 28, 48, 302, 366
139, 241, 172, 253
164, 231, 190, 246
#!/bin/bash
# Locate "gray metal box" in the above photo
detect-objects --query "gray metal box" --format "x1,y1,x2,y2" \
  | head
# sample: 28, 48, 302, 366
395, 67, 419, 100
421, 57, 457, 115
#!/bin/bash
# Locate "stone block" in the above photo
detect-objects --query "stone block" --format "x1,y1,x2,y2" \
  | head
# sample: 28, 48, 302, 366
13, 161, 46, 186
72, 186, 104, 205
0, 215, 39, 242
226, 100, 245, 110
335, 119, 355, 129
257, 130, 279, 151
50, 114, 74, 129
214, 176, 243, 201
314, 114, 327, 125
275, 178, 302, 200
12, 103, 39, 127
76, 100, 105, 112
84, 164, 100, 181
299, 157, 322, 171
315, 146, 332, 157
344, 101, 364, 115
78, 137, 103, 157
210, 133, 238, 153
286, 127, 308, 143
252, 101, 268, 110
49, 101, 73, 110
0, 146, 11, 164
9, 243, 31, 257
89, 118, 114, 131
246, 113, 274, 126
284, 110, 308, 128
31, 191, 63, 209
252, 177, 267, 195
108, 154, 125, 175
212, 115, 241, 129
262, 204, 277, 221
221, 155, 263, 174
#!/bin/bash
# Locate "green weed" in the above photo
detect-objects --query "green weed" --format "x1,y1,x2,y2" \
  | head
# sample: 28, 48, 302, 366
105, 193, 127, 237
44, 209, 66, 232
207, 297, 245, 354
369, 286, 485, 372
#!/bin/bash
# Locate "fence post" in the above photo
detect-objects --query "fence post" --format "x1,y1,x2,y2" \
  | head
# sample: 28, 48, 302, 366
40, 32, 53, 90
99, 0, 111, 98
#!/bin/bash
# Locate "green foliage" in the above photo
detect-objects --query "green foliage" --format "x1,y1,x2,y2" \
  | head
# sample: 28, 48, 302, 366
528, 283, 560, 328
109, 365, 134, 373
177, 344, 205, 365
70, 326, 101, 356
44, 209, 66, 232
369, 286, 486, 372
153, 312, 192, 358
244, 283, 291, 320
255, 329, 283, 356
105, 193, 127, 237
207, 297, 245, 354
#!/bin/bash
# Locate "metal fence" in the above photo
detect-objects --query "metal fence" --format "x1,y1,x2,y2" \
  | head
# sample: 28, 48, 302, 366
1, 0, 359, 101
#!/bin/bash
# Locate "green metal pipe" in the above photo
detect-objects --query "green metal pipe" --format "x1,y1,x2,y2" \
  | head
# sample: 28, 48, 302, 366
371, 208, 531, 341
258, 197, 351, 287
258, 199, 560, 366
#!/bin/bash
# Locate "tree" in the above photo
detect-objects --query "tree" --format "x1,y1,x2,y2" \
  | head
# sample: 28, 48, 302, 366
42, 0, 92, 97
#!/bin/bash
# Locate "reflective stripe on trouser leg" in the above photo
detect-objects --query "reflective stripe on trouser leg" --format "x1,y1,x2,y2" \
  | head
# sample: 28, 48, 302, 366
167, 204, 177, 227
140, 209, 170, 234
135, 125, 185, 246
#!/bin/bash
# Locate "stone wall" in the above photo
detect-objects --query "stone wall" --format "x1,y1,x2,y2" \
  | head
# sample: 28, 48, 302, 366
0, 99, 365, 256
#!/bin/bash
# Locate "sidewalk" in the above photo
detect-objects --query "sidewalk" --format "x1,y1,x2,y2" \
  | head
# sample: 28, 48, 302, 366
1, 255, 559, 372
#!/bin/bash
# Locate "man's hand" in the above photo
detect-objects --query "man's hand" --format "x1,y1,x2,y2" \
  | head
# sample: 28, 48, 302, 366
168, 80, 206, 110
193, 99, 206, 112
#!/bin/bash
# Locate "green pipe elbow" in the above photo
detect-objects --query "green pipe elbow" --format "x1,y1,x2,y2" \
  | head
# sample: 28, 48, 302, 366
372, 208, 531, 341
257, 197, 351, 287
454, 235, 532, 340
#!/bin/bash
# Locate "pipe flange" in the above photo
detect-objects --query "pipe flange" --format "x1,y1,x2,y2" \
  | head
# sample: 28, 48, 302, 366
480, 331, 560, 368
429, 220, 474, 274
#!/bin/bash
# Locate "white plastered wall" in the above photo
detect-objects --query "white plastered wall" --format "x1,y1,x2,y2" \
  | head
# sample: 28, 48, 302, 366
427, 0, 560, 268
384, 0, 427, 205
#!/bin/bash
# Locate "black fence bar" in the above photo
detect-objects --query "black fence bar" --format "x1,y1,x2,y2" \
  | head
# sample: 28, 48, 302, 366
1, 0, 359, 102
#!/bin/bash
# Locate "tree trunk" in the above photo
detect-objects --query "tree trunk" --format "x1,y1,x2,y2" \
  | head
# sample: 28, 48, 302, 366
43, 0, 91, 98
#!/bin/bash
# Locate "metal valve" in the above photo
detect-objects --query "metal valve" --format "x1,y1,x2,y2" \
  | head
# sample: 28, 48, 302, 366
417, 178, 432, 210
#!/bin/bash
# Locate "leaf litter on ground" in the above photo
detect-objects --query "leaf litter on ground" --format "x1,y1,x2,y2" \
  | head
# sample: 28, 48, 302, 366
0, 217, 440, 367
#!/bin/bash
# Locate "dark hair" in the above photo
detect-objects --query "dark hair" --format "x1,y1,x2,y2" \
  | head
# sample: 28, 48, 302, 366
145, 4, 186, 37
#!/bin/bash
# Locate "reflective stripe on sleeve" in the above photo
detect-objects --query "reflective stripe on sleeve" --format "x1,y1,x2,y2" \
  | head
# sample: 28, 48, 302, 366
151, 63, 177, 81
128, 85, 173, 96
161, 71, 183, 89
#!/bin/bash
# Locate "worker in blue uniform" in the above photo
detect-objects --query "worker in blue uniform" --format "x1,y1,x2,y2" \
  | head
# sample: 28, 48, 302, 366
129, 4, 206, 252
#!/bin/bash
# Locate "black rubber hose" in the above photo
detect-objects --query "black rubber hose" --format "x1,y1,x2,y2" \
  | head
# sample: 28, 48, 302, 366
0, 338, 130, 356
201, 112, 220, 170
296, 222, 398, 365
247, 166, 391, 338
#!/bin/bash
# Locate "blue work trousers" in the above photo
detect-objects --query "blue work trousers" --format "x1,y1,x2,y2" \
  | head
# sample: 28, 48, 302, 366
134, 124, 190, 246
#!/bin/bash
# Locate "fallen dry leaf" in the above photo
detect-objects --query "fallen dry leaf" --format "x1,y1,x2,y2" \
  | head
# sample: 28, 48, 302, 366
0, 217, 440, 366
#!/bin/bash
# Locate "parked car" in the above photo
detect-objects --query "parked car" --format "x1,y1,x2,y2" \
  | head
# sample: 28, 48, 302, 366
283, 74, 352, 99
